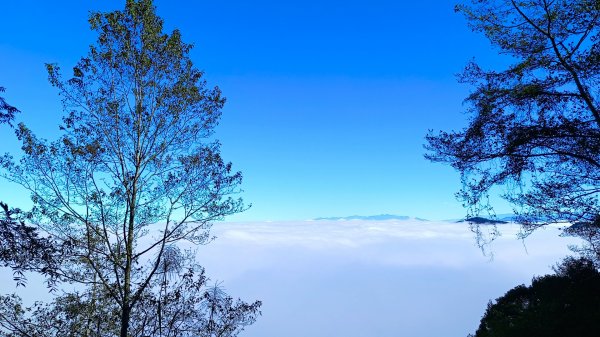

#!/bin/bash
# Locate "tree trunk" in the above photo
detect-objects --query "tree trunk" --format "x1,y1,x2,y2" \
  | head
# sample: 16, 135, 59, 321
120, 304, 130, 337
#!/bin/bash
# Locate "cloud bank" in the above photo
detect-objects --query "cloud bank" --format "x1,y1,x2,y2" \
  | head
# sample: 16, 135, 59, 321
197, 219, 580, 337
0, 218, 580, 337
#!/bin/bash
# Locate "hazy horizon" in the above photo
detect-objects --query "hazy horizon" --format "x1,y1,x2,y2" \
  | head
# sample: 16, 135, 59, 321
192, 218, 580, 337
1, 217, 580, 336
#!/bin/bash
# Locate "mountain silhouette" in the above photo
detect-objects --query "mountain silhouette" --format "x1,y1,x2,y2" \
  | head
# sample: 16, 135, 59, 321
314, 214, 427, 221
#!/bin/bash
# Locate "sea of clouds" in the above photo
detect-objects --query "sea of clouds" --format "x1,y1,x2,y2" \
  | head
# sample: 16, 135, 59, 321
199, 218, 581, 337
0, 218, 581, 337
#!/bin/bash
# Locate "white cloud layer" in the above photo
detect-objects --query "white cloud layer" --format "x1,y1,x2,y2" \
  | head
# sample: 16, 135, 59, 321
196, 219, 581, 337
0, 219, 582, 337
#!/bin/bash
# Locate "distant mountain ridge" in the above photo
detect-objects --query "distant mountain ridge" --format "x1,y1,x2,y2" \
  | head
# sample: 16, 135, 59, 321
314, 214, 428, 221
313, 214, 519, 223
457, 217, 509, 225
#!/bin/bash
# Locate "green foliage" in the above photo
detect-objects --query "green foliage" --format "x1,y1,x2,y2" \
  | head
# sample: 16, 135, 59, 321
426, 1, 600, 239
0, 0, 257, 336
470, 257, 600, 337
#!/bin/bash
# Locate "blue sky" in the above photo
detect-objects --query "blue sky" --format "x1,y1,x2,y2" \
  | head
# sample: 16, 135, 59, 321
0, 0, 513, 221
0, 4, 582, 337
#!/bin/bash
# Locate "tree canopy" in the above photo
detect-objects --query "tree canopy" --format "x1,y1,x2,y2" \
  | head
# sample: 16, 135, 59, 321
1, 87, 61, 286
470, 257, 600, 337
426, 0, 600, 241
0, 267, 261, 337
0, 0, 258, 336
0, 87, 19, 126
0, 202, 62, 288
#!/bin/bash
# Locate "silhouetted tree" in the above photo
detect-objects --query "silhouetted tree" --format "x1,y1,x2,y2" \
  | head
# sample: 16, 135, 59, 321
0, 265, 260, 337
469, 257, 600, 337
0, 86, 19, 126
200, 283, 262, 337
0, 202, 62, 287
563, 219, 600, 266
0, 88, 60, 286
0, 1, 256, 336
426, 1, 600, 242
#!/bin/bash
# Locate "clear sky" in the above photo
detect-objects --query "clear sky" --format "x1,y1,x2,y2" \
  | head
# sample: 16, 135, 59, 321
0, 0, 513, 221
0, 5, 581, 337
